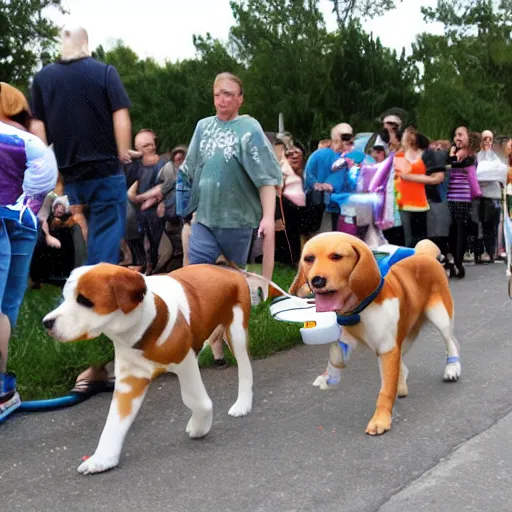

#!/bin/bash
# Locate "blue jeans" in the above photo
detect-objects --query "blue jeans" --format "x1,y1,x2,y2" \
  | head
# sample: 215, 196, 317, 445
0, 207, 38, 327
65, 174, 127, 264
188, 222, 253, 267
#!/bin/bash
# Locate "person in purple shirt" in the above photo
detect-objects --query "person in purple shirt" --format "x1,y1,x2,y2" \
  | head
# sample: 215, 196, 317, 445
0, 83, 58, 421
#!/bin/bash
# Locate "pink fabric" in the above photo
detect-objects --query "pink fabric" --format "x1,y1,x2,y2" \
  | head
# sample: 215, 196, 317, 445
368, 153, 395, 193
281, 161, 306, 206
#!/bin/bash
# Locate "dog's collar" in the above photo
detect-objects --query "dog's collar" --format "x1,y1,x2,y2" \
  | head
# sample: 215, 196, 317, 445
336, 277, 385, 326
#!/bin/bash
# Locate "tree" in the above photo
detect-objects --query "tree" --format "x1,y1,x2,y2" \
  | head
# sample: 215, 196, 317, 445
413, 0, 512, 137
329, 0, 401, 27
228, 0, 331, 142
0, 0, 65, 88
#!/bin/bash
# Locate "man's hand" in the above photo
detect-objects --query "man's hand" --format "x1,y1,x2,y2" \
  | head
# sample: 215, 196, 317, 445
119, 150, 134, 164
46, 235, 61, 249
128, 149, 143, 160
314, 182, 333, 192
258, 216, 275, 238
157, 201, 166, 218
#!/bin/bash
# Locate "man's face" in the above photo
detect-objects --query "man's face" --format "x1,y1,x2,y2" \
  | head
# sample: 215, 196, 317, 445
454, 127, 469, 149
172, 151, 185, 168
214, 79, 243, 121
332, 131, 353, 153
134, 132, 157, 157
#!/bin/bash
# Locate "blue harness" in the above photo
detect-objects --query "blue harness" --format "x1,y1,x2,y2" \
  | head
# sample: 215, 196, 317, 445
336, 246, 416, 359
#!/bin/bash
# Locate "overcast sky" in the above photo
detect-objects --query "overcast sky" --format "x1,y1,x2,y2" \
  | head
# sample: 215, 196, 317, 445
48, 0, 443, 63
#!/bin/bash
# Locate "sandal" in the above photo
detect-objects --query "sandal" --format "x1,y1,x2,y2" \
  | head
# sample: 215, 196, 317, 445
70, 377, 115, 399
213, 358, 228, 369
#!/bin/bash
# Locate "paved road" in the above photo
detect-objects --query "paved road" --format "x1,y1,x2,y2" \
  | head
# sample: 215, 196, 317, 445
2, 263, 512, 512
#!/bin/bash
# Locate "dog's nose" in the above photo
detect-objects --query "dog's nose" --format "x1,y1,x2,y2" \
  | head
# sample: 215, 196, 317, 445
43, 318, 55, 330
311, 276, 327, 289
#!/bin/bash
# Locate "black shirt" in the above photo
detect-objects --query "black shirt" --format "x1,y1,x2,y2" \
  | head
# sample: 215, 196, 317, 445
423, 149, 448, 203
31, 57, 131, 183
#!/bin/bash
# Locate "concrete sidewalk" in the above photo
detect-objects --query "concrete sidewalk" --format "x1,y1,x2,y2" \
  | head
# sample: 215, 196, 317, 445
379, 411, 512, 512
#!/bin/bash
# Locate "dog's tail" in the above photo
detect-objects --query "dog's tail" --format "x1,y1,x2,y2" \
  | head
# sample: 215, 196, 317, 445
414, 239, 444, 263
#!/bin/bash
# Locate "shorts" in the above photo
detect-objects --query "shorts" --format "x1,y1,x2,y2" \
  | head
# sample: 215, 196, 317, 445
188, 222, 253, 267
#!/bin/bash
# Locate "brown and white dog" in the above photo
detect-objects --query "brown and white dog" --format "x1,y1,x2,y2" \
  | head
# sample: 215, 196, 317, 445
43, 263, 256, 475
289, 233, 461, 436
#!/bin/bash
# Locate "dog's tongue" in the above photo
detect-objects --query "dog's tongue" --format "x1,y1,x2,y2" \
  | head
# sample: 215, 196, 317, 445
315, 290, 359, 313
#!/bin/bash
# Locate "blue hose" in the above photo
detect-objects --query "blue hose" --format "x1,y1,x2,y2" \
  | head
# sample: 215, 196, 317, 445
18, 393, 84, 412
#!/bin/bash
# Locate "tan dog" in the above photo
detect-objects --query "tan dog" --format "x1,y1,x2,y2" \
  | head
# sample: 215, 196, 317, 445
290, 233, 460, 436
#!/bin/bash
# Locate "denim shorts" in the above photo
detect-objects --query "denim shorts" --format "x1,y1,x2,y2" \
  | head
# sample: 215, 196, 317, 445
0, 207, 38, 327
188, 222, 253, 267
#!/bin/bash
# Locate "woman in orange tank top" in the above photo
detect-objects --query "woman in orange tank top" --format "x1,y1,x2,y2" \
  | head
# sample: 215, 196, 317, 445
394, 127, 430, 247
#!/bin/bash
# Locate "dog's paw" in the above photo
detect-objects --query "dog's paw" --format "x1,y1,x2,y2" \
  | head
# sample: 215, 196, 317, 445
397, 383, 409, 398
186, 409, 213, 439
365, 411, 392, 436
312, 373, 339, 390
77, 453, 119, 475
228, 398, 252, 417
444, 361, 461, 382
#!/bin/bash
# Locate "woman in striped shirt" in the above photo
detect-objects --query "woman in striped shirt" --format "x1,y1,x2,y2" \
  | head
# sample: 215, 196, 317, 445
446, 126, 482, 278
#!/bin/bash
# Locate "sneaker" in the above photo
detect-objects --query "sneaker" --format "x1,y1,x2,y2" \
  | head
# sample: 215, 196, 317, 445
0, 391, 21, 423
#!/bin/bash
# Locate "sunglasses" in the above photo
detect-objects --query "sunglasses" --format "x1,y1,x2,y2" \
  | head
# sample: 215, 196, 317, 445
340, 134, 353, 142
285, 150, 302, 158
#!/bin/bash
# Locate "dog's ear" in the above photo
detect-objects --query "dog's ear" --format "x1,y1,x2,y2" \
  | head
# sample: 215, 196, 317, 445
111, 270, 147, 314
289, 261, 310, 297
348, 241, 381, 300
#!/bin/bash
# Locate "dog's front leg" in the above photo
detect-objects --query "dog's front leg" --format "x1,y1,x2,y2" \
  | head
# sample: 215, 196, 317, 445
366, 346, 401, 436
313, 342, 348, 390
77, 370, 151, 475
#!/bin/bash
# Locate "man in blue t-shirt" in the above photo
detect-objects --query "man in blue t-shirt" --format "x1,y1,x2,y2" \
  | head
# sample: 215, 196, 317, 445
30, 26, 133, 396
304, 123, 365, 232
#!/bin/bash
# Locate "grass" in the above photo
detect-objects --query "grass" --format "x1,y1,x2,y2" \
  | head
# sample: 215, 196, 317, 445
8, 264, 301, 400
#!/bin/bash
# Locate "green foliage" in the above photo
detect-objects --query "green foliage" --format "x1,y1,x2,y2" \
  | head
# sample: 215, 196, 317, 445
13, 0, 512, 156
329, 0, 402, 27
413, 0, 512, 137
87, 0, 416, 150
0, 0, 65, 88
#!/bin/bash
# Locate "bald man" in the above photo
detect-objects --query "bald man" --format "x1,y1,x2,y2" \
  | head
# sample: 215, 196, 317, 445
30, 27, 133, 395
303, 122, 365, 233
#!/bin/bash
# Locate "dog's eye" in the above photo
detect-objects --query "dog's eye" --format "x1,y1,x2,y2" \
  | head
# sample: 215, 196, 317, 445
76, 293, 94, 308
330, 253, 343, 261
304, 255, 315, 263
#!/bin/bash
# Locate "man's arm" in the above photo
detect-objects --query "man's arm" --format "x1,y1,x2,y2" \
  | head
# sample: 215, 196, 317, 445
258, 185, 276, 281
30, 78, 48, 145
112, 108, 132, 163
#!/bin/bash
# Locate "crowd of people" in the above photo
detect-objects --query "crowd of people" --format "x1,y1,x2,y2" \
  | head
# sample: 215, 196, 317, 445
1, 25, 512, 421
